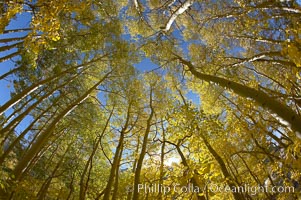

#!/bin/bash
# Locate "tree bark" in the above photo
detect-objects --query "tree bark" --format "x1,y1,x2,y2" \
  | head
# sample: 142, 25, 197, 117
0, 54, 109, 116
0, 36, 26, 43
0, 51, 20, 63
112, 143, 123, 200
162, 0, 194, 32
79, 109, 113, 200
0, 41, 23, 52
0, 103, 54, 165
12, 71, 111, 180
103, 103, 131, 200
198, 129, 244, 200
126, 137, 140, 200
158, 121, 165, 200
0, 74, 79, 137
37, 143, 71, 200
132, 89, 154, 200
175, 54, 301, 139
2, 28, 31, 34
174, 142, 206, 200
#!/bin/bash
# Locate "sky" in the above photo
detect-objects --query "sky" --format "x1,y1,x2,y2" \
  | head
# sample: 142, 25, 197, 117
0, 13, 32, 134
1, 0, 296, 170
0, 8, 201, 137
0, 13, 31, 104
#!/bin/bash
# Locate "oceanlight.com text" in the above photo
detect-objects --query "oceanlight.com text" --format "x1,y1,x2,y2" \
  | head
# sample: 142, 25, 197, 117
133, 183, 295, 196
207, 183, 295, 196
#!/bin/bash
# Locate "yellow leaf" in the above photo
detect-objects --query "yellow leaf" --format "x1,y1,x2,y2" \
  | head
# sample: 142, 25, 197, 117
52, 36, 61, 41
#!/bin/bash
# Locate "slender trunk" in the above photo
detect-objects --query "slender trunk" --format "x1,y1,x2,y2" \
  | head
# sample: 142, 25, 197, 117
0, 103, 54, 165
226, 157, 241, 184
0, 36, 26, 43
126, 138, 140, 200
79, 109, 113, 200
0, 54, 109, 116
132, 89, 154, 200
95, 190, 105, 200
158, 121, 165, 200
2, 89, 43, 127
0, 51, 20, 63
112, 144, 123, 200
20, 128, 67, 180
66, 173, 75, 200
222, 94, 290, 148
2, 28, 31, 34
236, 154, 271, 198
199, 130, 244, 200
0, 65, 24, 80
12, 72, 111, 180
162, 0, 194, 32
1, 69, 84, 146
0, 41, 23, 52
38, 178, 52, 200
37, 143, 71, 199
103, 103, 131, 200
175, 55, 301, 139
174, 143, 206, 200
103, 132, 125, 200
0, 88, 48, 135
0, 89, 44, 146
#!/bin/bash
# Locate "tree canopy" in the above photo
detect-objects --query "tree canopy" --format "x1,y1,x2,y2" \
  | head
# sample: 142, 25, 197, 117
0, 0, 301, 199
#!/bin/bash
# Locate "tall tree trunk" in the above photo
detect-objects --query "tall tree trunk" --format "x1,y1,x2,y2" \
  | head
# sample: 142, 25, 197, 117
12, 72, 111, 180
37, 143, 71, 200
132, 89, 154, 200
174, 143, 206, 200
0, 35, 26, 43
126, 137, 140, 200
0, 41, 23, 52
0, 73, 79, 138
2, 28, 31, 34
0, 65, 24, 80
158, 121, 165, 200
0, 102, 54, 165
112, 143, 123, 200
0, 51, 20, 63
0, 54, 109, 116
103, 103, 131, 200
198, 129, 244, 200
79, 109, 113, 200
175, 54, 301, 139
66, 173, 75, 200
103, 132, 124, 200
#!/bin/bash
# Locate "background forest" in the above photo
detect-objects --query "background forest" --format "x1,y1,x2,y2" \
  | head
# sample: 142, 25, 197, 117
0, 0, 301, 199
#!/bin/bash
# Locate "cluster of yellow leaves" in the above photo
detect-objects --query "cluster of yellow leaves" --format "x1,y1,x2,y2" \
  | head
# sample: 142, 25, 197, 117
285, 140, 301, 169
19, 0, 93, 66
285, 41, 301, 71
188, 81, 224, 115
283, 22, 301, 71
30, 0, 91, 42
0, 1, 23, 33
